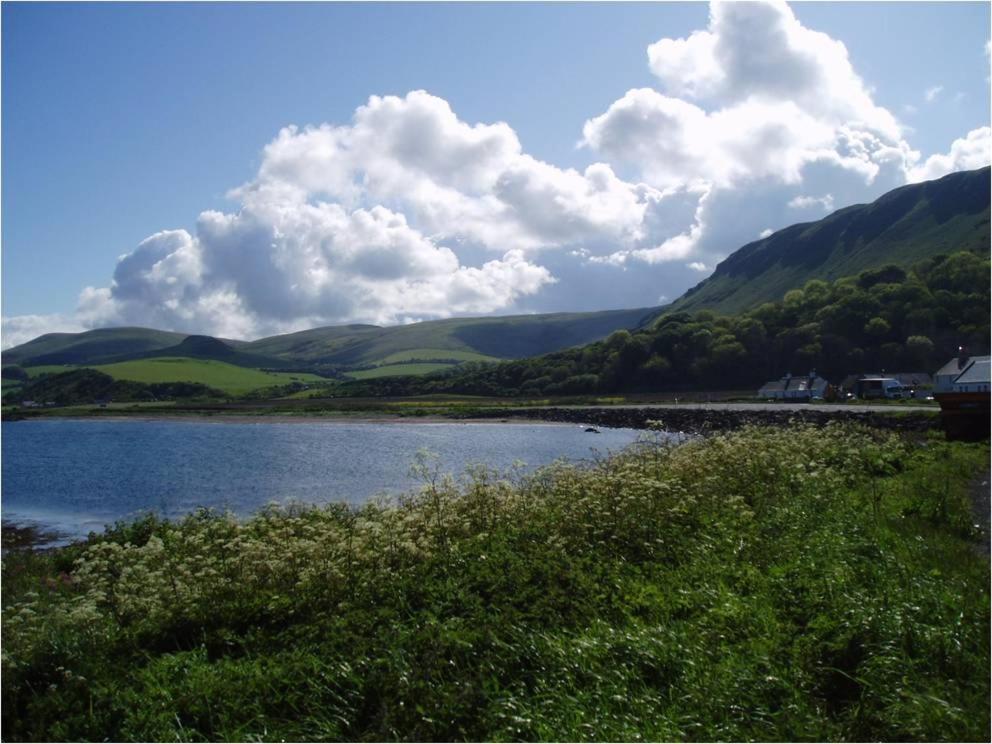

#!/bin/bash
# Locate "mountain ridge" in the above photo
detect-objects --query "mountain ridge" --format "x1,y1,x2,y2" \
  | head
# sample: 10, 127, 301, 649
665, 166, 990, 317
2, 308, 659, 370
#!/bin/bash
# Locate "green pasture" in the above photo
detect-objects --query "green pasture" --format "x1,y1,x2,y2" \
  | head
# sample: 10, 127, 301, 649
345, 363, 454, 380
89, 358, 325, 395
374, 348, 501, 365
24, 365, 76, 378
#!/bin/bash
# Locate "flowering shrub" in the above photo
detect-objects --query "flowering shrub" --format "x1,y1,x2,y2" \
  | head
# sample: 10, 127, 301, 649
2, 424, 988, 741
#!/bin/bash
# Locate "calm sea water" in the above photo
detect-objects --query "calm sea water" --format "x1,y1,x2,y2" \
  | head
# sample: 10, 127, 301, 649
1, 418, 653, 543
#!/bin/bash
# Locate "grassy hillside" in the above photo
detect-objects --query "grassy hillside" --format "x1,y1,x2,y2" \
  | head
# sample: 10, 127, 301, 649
4, 309, 655, 375
2, 327, 190, 367
91, 358, 326, 395
241, 308, 659, 366
2, 425, 987, 741
344, 362, 454, 380
111, 335, 294, 370
376, 348, 502, 365
666, 167, 990, 317
234, 324, 384, 361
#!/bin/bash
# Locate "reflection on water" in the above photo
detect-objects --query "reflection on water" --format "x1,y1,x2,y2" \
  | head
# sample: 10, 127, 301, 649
2, 419, 659, 544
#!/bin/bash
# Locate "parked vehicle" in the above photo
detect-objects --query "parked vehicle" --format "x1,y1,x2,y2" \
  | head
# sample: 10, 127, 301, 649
855, 377, 905, 400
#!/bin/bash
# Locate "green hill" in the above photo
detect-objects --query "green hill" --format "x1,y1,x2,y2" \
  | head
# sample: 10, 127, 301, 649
2, 327, 190, 366
235, 324, 384, 363
665, 167, 990, 317
4, 309, 657, 377
118, 335, 294, 370
240, 309, 660, 366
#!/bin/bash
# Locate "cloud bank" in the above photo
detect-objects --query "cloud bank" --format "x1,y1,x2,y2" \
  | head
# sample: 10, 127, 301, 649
3, 0, 988, 348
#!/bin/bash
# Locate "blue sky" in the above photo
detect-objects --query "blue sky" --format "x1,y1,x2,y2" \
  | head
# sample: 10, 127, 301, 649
2, 1, 990, 345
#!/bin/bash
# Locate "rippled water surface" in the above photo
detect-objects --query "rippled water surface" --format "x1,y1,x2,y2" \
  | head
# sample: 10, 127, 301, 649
2, 418, 650, 542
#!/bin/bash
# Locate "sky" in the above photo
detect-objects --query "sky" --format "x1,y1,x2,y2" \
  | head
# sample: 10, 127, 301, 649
2, 1, 990, 347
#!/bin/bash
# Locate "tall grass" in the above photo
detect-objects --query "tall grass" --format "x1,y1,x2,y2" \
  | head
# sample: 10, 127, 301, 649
2, 424, 988, 741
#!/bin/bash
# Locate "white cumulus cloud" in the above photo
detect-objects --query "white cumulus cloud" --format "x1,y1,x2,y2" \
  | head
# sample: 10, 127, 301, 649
78, 200, 557, 338
787, 194, 835, 212
646, 0, 902, 139
907, 126, 992, 182
1, 314, 87, 350
3, 1, 988, 346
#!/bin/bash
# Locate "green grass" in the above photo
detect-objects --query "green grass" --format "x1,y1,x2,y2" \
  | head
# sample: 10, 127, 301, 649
23, 364, 77, 378
241, 308, 657, 365
345, 362, 455, 380
90, 357, 326, 395
2, 424, 988, 741
375, 348, 502, 365
275, 386, 339, 400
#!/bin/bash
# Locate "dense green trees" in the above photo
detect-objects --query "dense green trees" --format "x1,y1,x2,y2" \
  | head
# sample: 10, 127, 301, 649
2, 369, 224, 406
0, 365, 29, 382
343, 250, 990, 398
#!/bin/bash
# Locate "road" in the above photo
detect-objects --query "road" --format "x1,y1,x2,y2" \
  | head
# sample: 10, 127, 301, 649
546, 402, 937, 414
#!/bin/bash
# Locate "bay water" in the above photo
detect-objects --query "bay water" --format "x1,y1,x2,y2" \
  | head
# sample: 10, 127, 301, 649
1, 418, 652, 544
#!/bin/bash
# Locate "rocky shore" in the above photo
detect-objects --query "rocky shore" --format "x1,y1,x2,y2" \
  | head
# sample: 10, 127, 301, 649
467, 406, 940, 434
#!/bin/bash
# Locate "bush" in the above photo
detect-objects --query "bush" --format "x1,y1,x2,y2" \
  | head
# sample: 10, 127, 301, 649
2, 425, 988, 741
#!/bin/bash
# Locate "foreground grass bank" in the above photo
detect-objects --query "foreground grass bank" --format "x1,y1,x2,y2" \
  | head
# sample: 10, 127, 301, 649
2, 425, 988, 741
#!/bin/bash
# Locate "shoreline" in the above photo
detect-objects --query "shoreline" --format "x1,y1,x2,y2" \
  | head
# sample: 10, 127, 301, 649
2, 413, 589, 427
2, 399, 940, 429
1, 519, 70, 552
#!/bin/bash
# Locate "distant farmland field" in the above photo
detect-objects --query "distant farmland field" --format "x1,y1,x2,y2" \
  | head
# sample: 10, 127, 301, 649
345, 363, 453, 380
374, 348, 501, 365
89, 358, 326, 394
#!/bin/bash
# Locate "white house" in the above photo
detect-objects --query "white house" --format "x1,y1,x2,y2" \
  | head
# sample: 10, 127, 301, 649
934, 355, 991, 394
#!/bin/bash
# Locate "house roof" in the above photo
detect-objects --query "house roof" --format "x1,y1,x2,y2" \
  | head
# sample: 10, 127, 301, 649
936, 358, 969, 377
759, 375, 828, 393
954, 357, 991, 385
935, 356, 991, 381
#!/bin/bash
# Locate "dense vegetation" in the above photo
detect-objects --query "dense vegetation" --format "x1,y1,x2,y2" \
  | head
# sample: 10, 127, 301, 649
2, 425, 988, 741
1, 369, 223, 406
668, 166, 990, 316
346, 250, 990, 398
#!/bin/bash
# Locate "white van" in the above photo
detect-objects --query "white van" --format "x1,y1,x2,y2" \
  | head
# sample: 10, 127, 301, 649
857, 377, 905, 399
